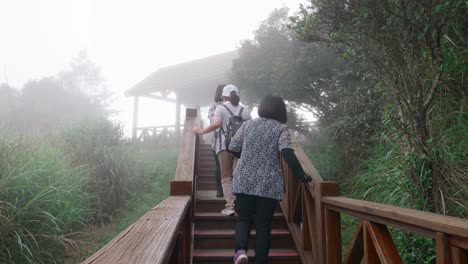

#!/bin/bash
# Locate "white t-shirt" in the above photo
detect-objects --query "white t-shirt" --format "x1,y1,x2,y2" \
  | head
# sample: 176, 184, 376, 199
213, 101, 251, 154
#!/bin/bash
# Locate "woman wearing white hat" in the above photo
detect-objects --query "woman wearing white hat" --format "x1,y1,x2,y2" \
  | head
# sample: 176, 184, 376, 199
194, 84, 252, 216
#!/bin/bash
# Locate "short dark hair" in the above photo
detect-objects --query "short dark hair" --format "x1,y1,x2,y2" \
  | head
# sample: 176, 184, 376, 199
258, 95, 287, 124
214, 84, 225, 103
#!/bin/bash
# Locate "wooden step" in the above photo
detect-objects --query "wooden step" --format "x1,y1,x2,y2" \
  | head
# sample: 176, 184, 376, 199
192, 248, 301, 264
196, 191, 282, 213
194, 212, 287, 230
197, 176, 217, 182
194, 229, 294, 250
197, 178, 217, 191
198, 158, 215, 164
198, 164, 216, 170
197, 181, 217, 191
198, 152, 214, 160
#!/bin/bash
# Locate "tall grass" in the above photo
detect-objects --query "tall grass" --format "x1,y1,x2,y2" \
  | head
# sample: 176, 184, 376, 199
0, 138, 92, 264
0, 118, 179, 263
55, 119, 137, 224
97, 146, 178, 247
301, 129, 341, 182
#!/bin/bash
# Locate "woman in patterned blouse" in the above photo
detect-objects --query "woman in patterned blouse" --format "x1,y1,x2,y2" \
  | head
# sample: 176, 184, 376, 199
229, 95, 313, 264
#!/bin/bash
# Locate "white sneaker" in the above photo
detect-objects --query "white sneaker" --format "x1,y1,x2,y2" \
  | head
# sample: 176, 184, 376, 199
221, 207, 235, 216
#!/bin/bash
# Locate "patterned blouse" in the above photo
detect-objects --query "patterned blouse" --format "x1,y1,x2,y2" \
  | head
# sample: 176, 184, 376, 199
229, 117, 293, 200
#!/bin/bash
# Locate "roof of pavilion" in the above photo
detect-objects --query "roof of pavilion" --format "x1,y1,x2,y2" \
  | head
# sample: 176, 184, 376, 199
125, 50, 238, 106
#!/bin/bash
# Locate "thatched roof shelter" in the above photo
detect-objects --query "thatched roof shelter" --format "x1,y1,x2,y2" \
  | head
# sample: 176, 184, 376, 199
126, 51, 238, 139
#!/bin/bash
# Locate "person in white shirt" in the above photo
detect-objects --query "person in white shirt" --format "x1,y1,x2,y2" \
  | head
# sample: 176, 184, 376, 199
207, 84, 225, 197
193, 84, 252, 216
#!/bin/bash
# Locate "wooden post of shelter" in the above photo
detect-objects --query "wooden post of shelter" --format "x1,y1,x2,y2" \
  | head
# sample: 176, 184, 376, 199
175, 93, 181, 137
132, 96, 139, 140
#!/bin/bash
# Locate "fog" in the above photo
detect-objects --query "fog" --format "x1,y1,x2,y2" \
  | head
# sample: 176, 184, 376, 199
0, 0, 304, 136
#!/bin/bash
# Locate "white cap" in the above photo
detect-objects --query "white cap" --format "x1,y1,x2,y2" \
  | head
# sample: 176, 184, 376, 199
222, 84, 239, 97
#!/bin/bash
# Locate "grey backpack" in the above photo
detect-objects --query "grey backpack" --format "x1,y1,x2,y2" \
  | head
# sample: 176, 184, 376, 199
221, 104, 244, 149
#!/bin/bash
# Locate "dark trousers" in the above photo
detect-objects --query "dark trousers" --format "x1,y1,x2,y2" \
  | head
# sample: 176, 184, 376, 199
235, 193, 278, 264
212, 150, 222, 192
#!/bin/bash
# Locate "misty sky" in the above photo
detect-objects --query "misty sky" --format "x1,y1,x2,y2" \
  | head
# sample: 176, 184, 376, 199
1, 0, 305, 135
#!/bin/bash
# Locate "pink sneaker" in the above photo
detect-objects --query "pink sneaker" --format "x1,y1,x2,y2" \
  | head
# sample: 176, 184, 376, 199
234, 249, 248, 264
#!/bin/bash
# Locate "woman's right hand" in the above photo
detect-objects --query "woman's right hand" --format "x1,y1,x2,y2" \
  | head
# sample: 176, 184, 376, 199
299, 174, 313, 183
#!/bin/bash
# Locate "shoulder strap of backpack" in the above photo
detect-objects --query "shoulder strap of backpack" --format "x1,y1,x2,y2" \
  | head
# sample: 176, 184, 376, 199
237, 107, 244, 117
221, 104, 235, 117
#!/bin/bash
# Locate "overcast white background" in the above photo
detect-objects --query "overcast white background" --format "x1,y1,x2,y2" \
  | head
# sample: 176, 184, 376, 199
1, 0, 305, 136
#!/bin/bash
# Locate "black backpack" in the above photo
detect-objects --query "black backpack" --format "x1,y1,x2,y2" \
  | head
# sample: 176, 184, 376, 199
221, 104, 244, 149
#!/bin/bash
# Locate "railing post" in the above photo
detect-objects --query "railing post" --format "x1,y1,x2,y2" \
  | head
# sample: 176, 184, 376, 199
315, 182, 340, 264
325, 207, 341, 264
436, 232, 450, 264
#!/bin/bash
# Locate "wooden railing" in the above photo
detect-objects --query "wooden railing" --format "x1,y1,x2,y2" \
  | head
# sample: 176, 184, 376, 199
280, 140, 468, 264
82, 109, 199, 264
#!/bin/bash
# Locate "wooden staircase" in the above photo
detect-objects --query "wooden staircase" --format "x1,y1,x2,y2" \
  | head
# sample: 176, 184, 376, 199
192, 144, 301, 264
82, 110, 468, 264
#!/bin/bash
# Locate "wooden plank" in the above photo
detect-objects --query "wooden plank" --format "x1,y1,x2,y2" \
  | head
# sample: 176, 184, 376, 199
365, 221, 402, 264
322, 197, 468, 239
450, 246, 468, 264
82, 196, 191, 264
449, 236, 468, 250
344, 221, 364, 264
315, 182, 340, 264
170, 181, 192, 195
436, 232, 450, 264
132, 96, 139, 140
363, 221, 379, 264
303, 189, 314, 252
174, 109, 197, 181
324, 208, 341, 264
142, 93, 177, 103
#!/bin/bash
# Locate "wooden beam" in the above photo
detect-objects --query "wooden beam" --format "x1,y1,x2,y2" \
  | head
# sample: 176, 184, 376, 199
132, 96, 139, 140
344, 221, 364, 264
436, 232, 451, 264
170, 181, 192, 196
363, 221, 380, 264
174, 108, 197, 181
82, 196, 191, 264
175, 94, 181, 137
325, 207, 341, 264
142, 93, 177, 103
322, 197, 468, 239
315, 182, 340, 264
365, 221, 402, 263
450, 246, 468, 264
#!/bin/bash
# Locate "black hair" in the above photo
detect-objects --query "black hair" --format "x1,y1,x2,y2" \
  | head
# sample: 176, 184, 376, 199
258, 95, 287, 124
214, 84, 225, 103
228, 91, 240, 106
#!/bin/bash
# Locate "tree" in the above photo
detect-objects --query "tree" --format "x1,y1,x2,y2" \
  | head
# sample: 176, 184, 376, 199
0, 52, 110, 134
231, 7, 384, 178
291, 0, 468, 216
0, 84, 19, 128
231, 8, 339, 117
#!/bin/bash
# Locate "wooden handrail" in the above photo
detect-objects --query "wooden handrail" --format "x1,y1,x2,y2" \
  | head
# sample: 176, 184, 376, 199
280, 140, 468, 264
82, 196, 191, 264
322, 197, 468, 239
82, 109, 199, 264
